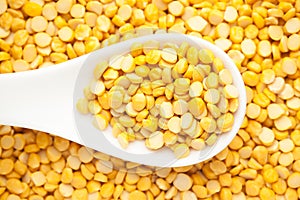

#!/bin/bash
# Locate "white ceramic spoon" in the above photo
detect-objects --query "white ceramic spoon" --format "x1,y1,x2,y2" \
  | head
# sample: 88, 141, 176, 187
0, 33, 246, 167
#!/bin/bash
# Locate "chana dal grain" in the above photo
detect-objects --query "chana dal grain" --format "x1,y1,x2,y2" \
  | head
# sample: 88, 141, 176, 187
1, 0, 300, 199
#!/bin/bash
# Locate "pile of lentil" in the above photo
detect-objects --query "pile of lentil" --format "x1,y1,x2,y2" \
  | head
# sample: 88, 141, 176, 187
77, 39, 240, 158
1, 0, 300, 199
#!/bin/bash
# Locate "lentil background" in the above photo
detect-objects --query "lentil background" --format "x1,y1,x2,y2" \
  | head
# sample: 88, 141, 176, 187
0, 0, 300, 199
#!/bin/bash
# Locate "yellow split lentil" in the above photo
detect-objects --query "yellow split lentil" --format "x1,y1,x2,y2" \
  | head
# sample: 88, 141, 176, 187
0, 0, 300, 199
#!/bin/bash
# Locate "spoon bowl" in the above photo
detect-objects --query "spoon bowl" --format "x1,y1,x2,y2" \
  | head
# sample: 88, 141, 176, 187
0, 33, 246, 167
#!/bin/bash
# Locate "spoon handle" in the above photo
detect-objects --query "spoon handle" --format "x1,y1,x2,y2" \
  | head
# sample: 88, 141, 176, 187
0, 55, 87, 143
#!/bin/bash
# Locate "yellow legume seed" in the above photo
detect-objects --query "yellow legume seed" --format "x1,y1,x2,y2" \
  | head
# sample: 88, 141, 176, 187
58, 26, 74, 42
117, 132, 128, 149
126, 73, 143, 83
144, 3, 159, 23
218, 96, 229, 114
96, 15, 111, 33
119, 115, 136, 128
215, 38, 232, 52
186, 46, 198, 65
183, 118, 199, 137
268, 26, 283, 41
258, 40, 272, 57
180, 112, 193, 130
271, 178, 286, 195
89, 79, 105, 96
268, 77, 285, 94
199, 49, 214, 64
70, 4, 85, 18
279, 138, 294, 153
23, 44, 37, 63
109, 55, 124, 71
291, 130, 300, 146
174, 59, 187, 76
274, 115, 293, 131
287, 172, 300, 188
263, 167, 279, 183
13, 29, 29, 47
132, 92, 146, 111
86, 1, 102, 15
288, 34, 300, 51
208, 9, 223, 26
159, 101, 173, 118
204, 89, 220, 104
135, 65, 150, 78
258, 127, 275, 146
186, 16, 208, 32
145, 49, 161, 64
217, 113, 234, 132
188, 98, 205, 118
95, 160, 112, 175
93, 114, 108, 130
22, 2, 42, 17
238, 16, 253, 28
161, 47, 177, 64
224, 6, 238, 23
246, 103, 261, 119
130, 43, 143, 58
242, 71, 259, 87
75, 24, 91, 41
177, 42, 189, 58
93, 61, 108, 80
121, 54, 135, 73
207, 103, 221, 118
146, 131, 164, 150
0, 52, 10, 61
163, 131, 177, 146
100, 182, 114, 198
0, 158, 14, 175
230, 26, 244, 44
6, 178, 24, 194
219, 69, 233, 85
261, 69, 275, 84
188, 81, 202, 97
0, 39, 10, 52
278, 152, 294, 166
206, 133, 217, 146
31, 171, 46, 186
31, 16, 48, 33
103, 68, 119, 81
260, 187, 276, 200
224, 84, 239, 99
42, 4, 57, 21
172, 99, 188, 115
153, 87, 165, 98
241, 39, 256, 58
284, 17, 300, 34
125, 102, 138, 117
190, 138, 205, 151
168, 1, 184, 16
281, 57, 297, 75
111, 15, 125, 26
173, 144, 190, 159
56, 0, 72, 14
131, 9, 145, 26
167, 116, 181, 134
34, 32, 52, 48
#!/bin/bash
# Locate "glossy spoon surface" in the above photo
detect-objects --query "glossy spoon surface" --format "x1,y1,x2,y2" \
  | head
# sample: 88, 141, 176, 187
0, 33, 246, 167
